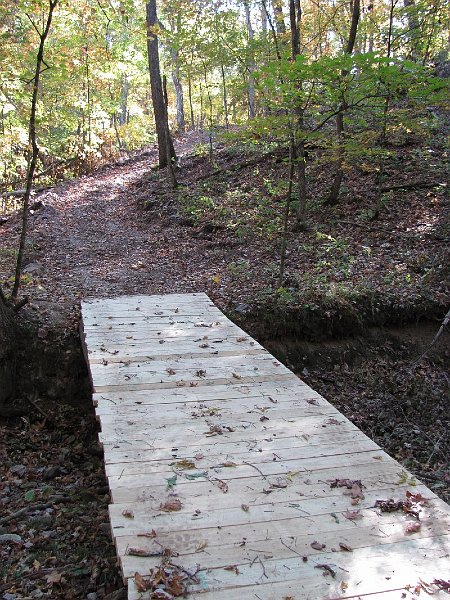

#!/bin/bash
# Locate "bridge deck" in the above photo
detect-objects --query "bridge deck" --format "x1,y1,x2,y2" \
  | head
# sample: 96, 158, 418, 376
80, 293, 450, 600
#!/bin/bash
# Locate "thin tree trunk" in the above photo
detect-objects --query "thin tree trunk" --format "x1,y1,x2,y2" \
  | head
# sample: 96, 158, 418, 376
326, 0, 360, 206
146, 0, 176, 168
12, 0, 58, 300
403, 0, 420, 60
162, 76, 178, 188
244, 0, 256, 118
272, 0, 287, 34
373, 0, 395, 220
221, 65, 230, 128
119, 76, 129, 126
261, 1, 268, 35
171, 52, 185, 133
277, 139, 295, 288
170, 13, 185, 133
289, 0, 307, 229
84, 46, 92, 146
0, 291, 17, 408
188, 75, 195, 130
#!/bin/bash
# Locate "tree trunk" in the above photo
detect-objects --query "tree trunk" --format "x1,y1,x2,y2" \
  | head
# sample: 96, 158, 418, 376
162, 75, 178, 188
272, 0, 286, 34
0, 291, 17, 409
289, 0, 307, 229
119, 76, 129, 126
12, 0, 58, 300
244, 0, 256, 118
171, 51, 186, 133
403, 0, 420, 60
221, 65, 230, 128
146, 0, 176, 169
325, 0, 360, 206
170, 12, 186, 133
188, 75, 195, 130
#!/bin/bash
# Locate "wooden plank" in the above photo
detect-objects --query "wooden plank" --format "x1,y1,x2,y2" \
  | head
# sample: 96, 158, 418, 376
81, 292, 211, 310
82, 317, 238, 332
83, 325, 249, 343
104, 438, 379, 477
126, 536, 450, 599
98, 411, 359, 449
107, 467, 435, 536
79, 294, 450, 600
95, 393, 337, 421
118, 513, 450, 579
93, 380, 323, 410
102, 431, 379, 466
108, 449, 392, 502
109, 462, 404, 505
94, 373, 296, 393
90, 353, 291, 381
97, 402, 341, 433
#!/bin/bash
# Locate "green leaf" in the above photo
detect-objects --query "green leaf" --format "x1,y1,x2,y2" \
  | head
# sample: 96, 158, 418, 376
24, 490, 35, 502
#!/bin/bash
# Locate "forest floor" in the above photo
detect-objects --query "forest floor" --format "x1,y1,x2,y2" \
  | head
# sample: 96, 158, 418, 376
0, 129, 448, 599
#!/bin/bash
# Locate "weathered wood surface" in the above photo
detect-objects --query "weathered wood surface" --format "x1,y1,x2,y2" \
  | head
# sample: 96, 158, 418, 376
80, 293, 450, 600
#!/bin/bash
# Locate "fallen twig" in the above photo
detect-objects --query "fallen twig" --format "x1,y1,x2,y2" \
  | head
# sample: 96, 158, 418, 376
25, 396, 52, 422
337, 219, 390, 232
381, 180, 440, 193
410, 308, 450, 369
0, 186, 51, 199
0, 495, 72, 525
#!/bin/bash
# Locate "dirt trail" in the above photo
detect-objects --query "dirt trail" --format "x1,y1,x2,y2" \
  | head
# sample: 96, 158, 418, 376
10, 134, 216, 318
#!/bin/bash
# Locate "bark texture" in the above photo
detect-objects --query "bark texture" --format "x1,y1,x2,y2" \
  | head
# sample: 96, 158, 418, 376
0, 293, 17, 408
146, 0, 176, 168
326, 0, 360, 206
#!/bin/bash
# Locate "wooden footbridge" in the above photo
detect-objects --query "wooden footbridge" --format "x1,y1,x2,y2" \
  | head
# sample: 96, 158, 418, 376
80, 293, 450, 600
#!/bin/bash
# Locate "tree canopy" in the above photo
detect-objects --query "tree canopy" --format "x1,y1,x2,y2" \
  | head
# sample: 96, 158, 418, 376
0, 0, 447, 195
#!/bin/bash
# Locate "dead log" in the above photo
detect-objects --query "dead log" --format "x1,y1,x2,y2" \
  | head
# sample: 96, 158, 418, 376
381, 180, 440, 193
0, 186, 51, 199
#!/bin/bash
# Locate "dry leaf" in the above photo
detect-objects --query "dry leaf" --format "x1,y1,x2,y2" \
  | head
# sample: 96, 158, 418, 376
134, 572, 149, 592
405, 522, 421, 534
160, 498, 182, 512
224, 565, 240, 574
315, 564, 337, 578
175, 459, 196, 470
339, 542, 353, 552
311, 541, 326, 550
222, 461, 237, 467
195, 541, 208, 552
343, 510, 362, 520
46, 571, 62, 584
216, 479, 229, 493
122, 510, 134, 519
137, 529, 158, 538
127, 548, 159, 557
